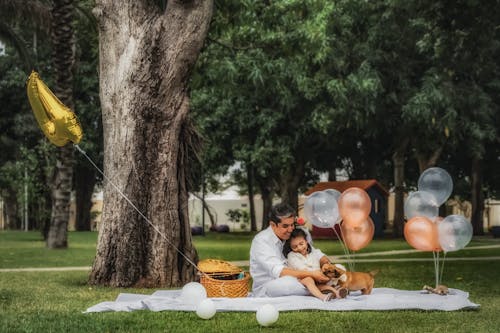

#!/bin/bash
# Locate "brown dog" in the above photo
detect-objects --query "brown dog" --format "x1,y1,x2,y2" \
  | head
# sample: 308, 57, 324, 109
322, 263, 378, 295
423, 284, 449, 295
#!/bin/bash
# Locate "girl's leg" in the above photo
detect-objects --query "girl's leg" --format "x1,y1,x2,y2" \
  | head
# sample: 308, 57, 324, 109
318, 284, 348, 298
300, 277, 331, 301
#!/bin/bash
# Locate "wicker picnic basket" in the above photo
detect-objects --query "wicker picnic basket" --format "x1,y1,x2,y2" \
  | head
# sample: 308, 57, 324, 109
198, 259, 250, 298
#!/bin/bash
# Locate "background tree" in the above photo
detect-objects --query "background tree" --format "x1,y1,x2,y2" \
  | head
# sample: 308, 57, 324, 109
0, 1, 54, 234
73, 1, 101, 231
45, 0, 77, 248
409, 0, 500, 234
0, 0, 81, 247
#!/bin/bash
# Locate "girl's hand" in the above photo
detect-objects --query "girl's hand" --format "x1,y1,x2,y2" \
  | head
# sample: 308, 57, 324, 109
311, 270, 330, 283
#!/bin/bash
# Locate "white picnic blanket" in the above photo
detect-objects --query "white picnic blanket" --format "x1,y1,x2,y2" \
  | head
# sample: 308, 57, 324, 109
85, 288, 479, 313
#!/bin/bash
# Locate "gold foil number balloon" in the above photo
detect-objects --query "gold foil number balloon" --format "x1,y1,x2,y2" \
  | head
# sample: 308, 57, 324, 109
26, 71, 82, 146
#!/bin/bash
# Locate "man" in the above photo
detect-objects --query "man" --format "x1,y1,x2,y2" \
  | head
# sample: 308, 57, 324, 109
249, 202, 332, 297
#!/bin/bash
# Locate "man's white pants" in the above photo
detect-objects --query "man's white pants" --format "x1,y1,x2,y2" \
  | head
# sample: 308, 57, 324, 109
251, 276, 310, 297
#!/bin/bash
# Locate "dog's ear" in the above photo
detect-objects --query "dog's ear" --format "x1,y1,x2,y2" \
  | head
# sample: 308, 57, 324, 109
321, 263, 333, 273
334, 263, 346, 271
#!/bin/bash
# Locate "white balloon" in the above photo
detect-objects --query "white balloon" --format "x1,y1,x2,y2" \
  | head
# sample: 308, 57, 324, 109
404, 191, 439, 220
418, 167, 453, 206
180, 282, 207, 305
323, 189, 342, 224
323, 189, 341, 202
304, 191, 339, 228
437, 214, 473, 252
256, 304, 279, 327
196, 299, 216, 320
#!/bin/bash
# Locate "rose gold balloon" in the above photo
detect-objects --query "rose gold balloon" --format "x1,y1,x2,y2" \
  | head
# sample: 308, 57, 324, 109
338, 187, 372, 228
340, 217, 375, 251
404, 216, 442, 252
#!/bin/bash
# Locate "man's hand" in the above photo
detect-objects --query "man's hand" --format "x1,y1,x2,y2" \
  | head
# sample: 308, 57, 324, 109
311, 270, 330, 283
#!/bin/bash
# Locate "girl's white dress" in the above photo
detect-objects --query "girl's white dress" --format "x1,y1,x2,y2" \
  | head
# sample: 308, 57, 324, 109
287, 248, 325, 271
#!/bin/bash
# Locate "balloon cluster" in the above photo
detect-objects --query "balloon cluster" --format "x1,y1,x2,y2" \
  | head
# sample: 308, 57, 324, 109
304, 187, 373, 251
403, 167, 472, 253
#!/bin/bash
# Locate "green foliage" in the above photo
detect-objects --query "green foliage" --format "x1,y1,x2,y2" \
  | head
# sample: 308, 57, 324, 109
0, 0, 102, 231
225, 208, 243, 223
192, 0, 499, 203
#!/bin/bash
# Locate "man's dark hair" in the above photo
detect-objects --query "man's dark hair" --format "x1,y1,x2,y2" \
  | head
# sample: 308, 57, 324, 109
269, 202, 295, 224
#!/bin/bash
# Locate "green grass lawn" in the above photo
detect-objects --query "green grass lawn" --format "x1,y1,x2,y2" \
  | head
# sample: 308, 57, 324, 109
1, 231, 499, 332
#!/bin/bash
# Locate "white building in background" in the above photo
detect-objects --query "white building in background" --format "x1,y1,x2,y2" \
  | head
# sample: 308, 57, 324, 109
485, 199, 500, 229
188, 186, 264, 232
70, 188, 265, 232
0, 41, 5, 56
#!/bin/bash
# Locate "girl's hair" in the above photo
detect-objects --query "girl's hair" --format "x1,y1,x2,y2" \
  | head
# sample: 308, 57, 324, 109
283, 228, 312, 257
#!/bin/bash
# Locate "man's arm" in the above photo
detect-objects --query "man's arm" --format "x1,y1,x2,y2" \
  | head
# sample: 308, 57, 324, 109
250, 236, 286, 279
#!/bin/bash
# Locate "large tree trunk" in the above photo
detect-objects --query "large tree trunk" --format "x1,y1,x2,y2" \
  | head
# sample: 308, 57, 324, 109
74, 163, 96, 231
89, 0, 213, 287
191, 192, 216, 228
392, 138, 409, 238
2, 189, 19, 229
327, 163, 337, 181
246, 163, 257, 232
470, 156, 484, 235
256, 175, 274, 230
416, 145, 444, 173
279, 158, 305, 212
47, 0, 76, 248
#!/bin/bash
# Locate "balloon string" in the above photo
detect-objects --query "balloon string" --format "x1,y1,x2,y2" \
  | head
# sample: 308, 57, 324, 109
439, 251, 447, 286
332, 224, 354, 271
433, 251, 439, 288
73, 144, 207, 278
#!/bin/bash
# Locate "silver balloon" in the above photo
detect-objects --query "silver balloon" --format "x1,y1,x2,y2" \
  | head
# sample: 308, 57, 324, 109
404, 191, 439, 220
418, 167, 453, 206
303, 191, 339, 228
437, 214, 473, 252
323, 189, 341, 202
323, 189, 342, 223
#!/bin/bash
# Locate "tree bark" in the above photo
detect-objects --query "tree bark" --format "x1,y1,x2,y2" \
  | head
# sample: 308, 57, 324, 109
74, 163, 96, 231
246, 163, 257, 232
416, 145, 444, 173
392, 138, 409, 238
327, 165, 337, 181
256, 175, 274, 230
89, 0, 213, 287
279, 158, 304, 212
2, 188, 19, 229
470, 156, 484, 235
191, 192, 216, 228
47, 0, 75, 248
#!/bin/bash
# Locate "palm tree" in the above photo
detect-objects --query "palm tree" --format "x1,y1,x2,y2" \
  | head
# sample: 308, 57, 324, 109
45, 0, 75, 248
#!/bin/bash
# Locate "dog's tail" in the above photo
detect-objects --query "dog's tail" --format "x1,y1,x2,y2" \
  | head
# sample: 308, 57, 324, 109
368, 269, 380, 277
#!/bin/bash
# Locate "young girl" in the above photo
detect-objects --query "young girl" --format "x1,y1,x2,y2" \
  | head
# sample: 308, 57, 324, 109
283, 228, 348, 301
